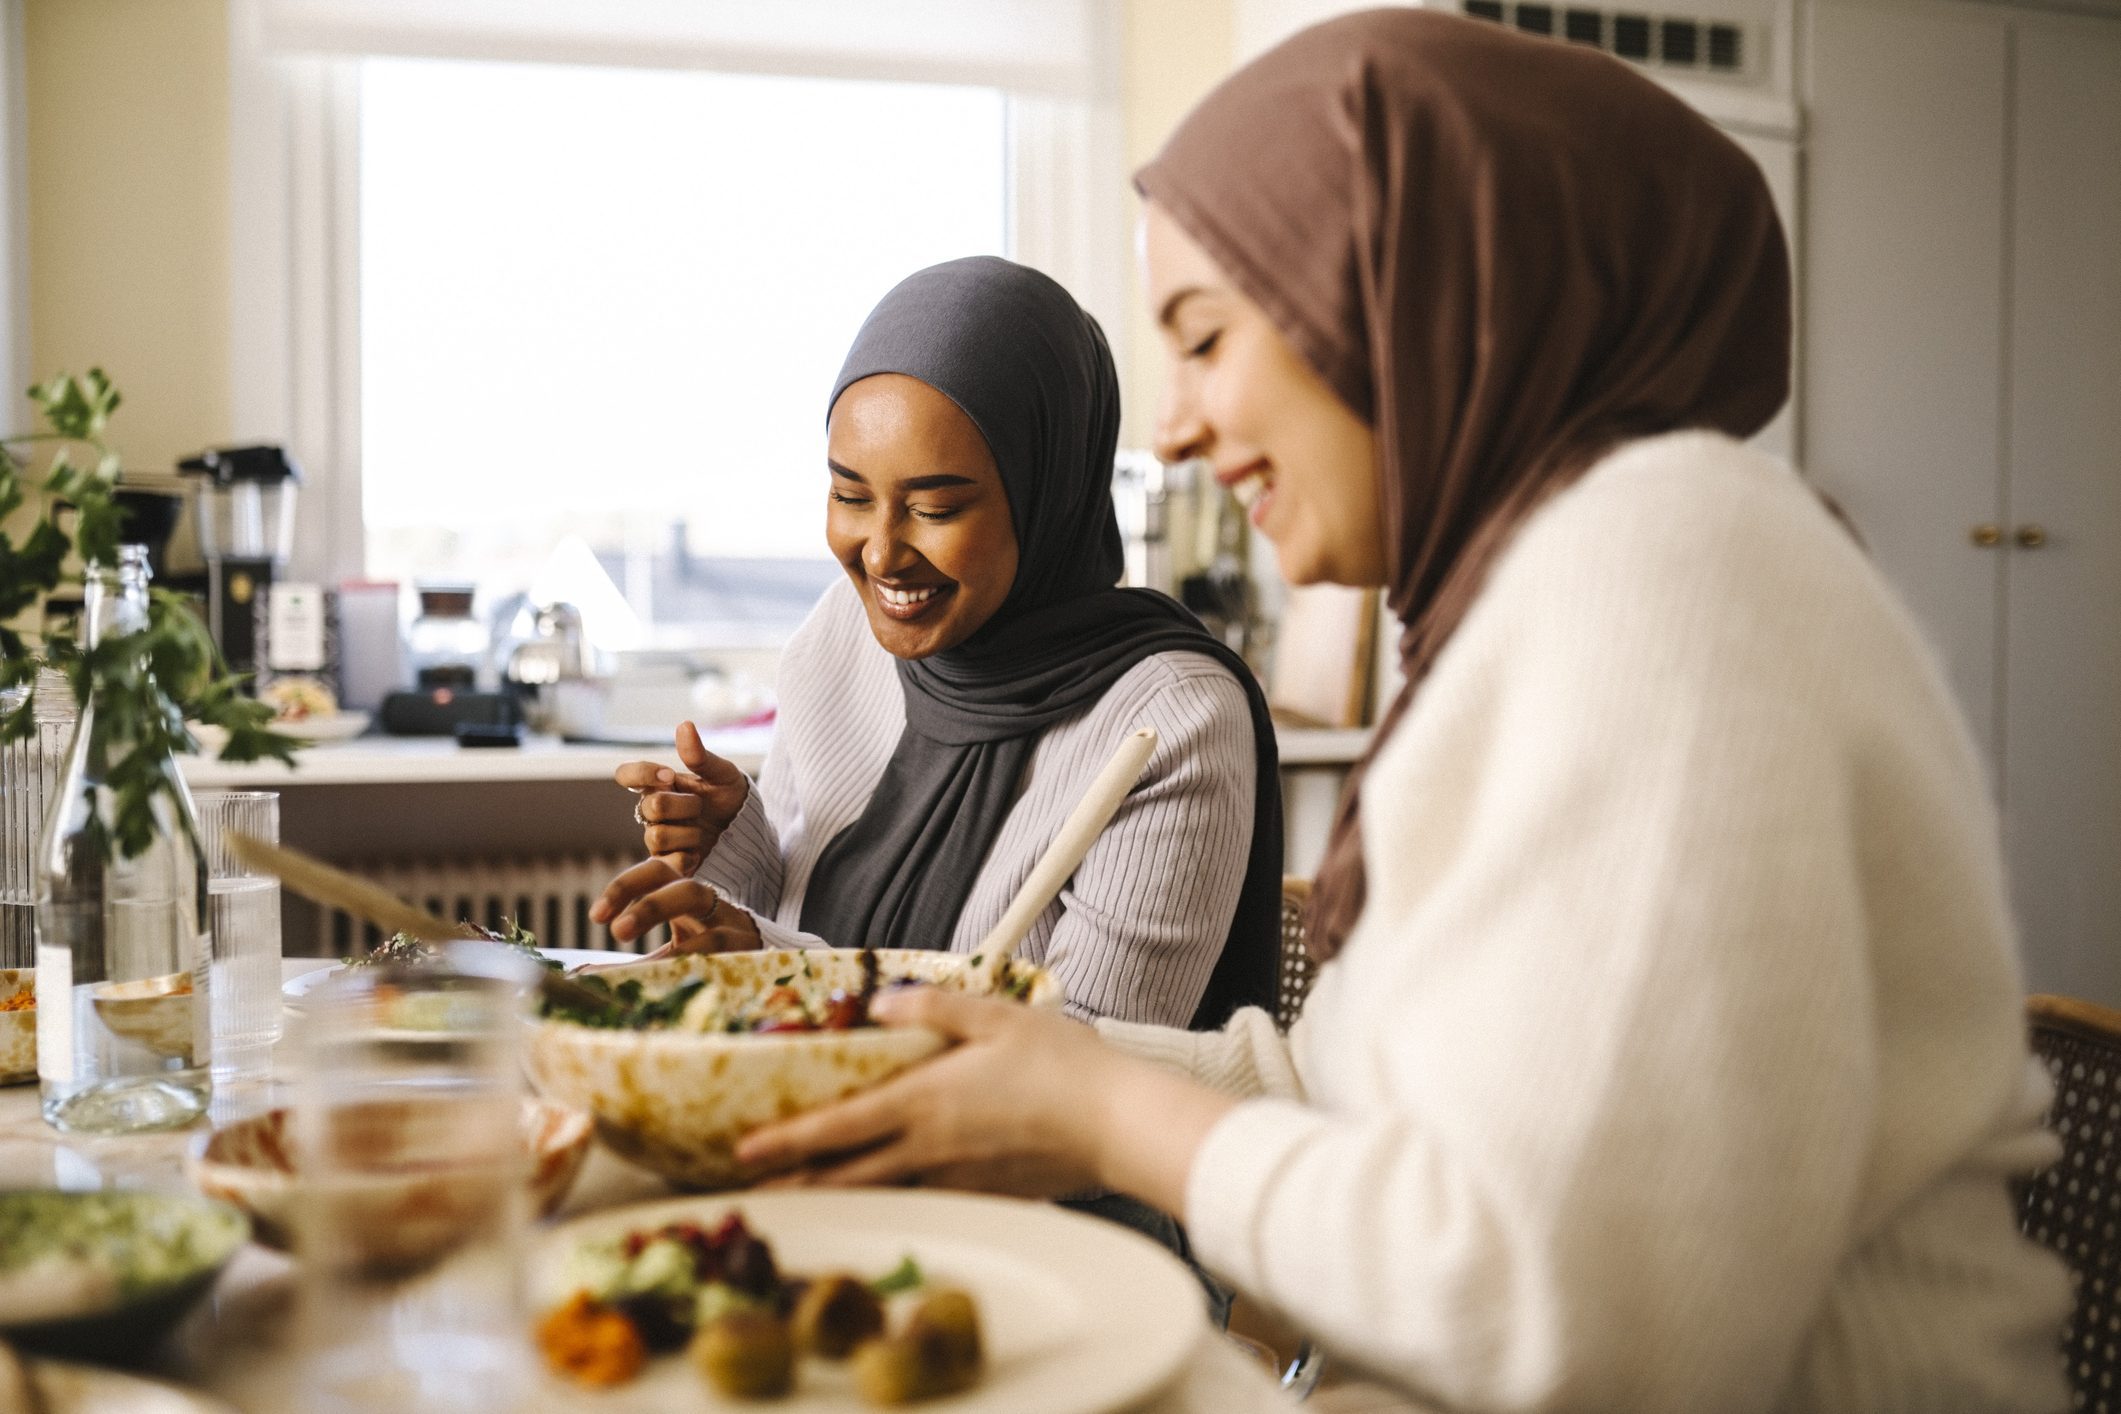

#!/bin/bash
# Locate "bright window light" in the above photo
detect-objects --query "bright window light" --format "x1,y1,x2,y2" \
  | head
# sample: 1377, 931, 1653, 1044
359, 56, 1008, 643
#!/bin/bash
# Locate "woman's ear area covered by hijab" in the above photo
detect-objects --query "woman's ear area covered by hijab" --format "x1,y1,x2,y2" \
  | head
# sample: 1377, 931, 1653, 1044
1142, 200, 1386, 591
826, 372, 1019, 662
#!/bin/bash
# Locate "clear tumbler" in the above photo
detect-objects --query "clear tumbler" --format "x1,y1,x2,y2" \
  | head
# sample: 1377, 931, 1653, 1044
293, 946, 535, 1413
192, 790, 283, 1083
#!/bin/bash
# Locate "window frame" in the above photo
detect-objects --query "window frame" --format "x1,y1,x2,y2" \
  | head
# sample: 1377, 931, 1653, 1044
227, 0, 1127, 589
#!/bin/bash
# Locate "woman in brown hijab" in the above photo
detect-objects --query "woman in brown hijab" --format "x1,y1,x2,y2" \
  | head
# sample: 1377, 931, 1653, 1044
741, 12, 2070, 1409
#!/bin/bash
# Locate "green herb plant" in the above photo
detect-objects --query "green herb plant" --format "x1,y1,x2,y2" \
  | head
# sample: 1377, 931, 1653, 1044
0, 369, 298, 860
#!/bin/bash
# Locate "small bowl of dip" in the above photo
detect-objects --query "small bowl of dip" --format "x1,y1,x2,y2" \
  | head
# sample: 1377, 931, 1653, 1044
0, 1189, 249, 1362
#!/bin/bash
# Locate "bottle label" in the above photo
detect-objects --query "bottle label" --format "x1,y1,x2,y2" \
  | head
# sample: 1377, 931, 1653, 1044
267, 582, 328, 672
37, 945, 72, 1084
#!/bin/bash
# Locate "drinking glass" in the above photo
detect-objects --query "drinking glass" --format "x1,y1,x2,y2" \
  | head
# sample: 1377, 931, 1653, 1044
293, 948, 535, 1413
0, 671, 75, 970
192, 790, 283, 1081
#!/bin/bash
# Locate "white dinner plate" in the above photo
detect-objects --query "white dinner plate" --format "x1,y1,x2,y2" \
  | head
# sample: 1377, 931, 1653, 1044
533, 1188, 1205, 1414
15, 1358, 236, 1413
281, 949, 626, 1006
190, 710, 371, 754
279, 710, 371, 743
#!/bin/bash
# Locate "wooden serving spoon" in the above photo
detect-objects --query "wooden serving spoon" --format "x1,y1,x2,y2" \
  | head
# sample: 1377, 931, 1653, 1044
223, 831, 626, 1022
962, 726, 1159, 994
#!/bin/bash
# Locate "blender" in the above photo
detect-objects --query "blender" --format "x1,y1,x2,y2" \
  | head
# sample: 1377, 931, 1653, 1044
177, 445, 301, 679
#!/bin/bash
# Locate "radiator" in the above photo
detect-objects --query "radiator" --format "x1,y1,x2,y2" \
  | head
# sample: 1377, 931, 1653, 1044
319, 852, 669, 957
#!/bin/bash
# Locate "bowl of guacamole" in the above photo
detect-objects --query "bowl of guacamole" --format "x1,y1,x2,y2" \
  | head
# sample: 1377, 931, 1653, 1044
0, 1190, 249, 1361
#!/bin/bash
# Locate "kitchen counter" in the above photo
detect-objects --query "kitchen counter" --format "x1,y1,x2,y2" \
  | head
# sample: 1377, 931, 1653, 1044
179, 724, 774, 788
180, 722, 1368, 788
177, 722, 1370, 951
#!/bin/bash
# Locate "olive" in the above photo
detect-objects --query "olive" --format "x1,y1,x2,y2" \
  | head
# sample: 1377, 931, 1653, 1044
906, 1288, 982, 1375
689, 1309, 794, 1399
852, 1328, 974, 1406
790, 1273, 885, 1359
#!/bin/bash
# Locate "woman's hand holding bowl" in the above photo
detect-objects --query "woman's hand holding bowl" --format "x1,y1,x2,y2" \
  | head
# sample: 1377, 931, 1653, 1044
734, 988, 1236, 1215
613, 721, 751, 877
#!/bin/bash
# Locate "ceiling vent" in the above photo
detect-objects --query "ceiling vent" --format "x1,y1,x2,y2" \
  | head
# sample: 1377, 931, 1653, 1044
1461, 0, 1759, 80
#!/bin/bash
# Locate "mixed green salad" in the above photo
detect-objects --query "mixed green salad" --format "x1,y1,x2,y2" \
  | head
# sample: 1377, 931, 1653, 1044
539, 950, 1038, 1034
0, 1192, 245, 1325
346, 918, 560, 971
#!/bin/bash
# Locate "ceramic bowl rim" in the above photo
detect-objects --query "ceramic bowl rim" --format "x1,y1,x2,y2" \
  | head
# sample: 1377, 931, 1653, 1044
186, 1094, 593, 1183
530, 948, 1058, 1056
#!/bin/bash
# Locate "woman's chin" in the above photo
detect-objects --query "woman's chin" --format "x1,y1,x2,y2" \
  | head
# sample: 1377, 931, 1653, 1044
867, 611, 958, 661
1274, 536, 1388, 592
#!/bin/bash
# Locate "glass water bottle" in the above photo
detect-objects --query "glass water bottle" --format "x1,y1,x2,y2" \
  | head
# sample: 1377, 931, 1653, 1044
35, 545, 213, 1133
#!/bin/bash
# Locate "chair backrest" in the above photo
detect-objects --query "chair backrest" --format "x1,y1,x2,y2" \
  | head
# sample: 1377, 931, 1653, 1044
2020, 993, 2121, 1412
1276, 877, 1319, 1032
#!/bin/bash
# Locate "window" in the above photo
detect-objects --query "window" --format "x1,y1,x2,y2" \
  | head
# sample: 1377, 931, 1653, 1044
358, 58, 1008, 647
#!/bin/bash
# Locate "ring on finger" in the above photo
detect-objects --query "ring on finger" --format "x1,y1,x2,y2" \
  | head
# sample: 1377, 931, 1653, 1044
632, 797, 649, 827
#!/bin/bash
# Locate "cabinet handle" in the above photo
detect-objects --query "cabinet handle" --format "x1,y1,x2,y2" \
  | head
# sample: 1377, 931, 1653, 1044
2015, 524, 2049, 549
1970, 524, 2003, 547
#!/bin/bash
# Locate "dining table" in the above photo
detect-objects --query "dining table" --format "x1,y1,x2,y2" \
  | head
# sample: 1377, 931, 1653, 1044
0, 957, 1303, 1413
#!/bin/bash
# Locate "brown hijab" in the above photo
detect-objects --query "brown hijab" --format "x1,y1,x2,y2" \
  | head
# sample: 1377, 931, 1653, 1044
1137, 8, 1791, 960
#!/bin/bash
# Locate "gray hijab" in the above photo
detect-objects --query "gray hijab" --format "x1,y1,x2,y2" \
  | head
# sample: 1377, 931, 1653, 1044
798, 256, 1282, 1028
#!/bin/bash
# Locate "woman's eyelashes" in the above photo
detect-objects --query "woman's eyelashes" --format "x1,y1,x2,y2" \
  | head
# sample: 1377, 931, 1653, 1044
1184, 329, 1221, 360
829, 489, 961, 522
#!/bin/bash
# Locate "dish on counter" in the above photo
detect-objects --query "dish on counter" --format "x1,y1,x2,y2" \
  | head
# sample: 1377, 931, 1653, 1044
524, 949, 1060, 1191
188, 709, 370, 754
538, 1207, 981, 1404
532, 1189, 1203, 1413
1, 970, 34, 1085
0, 1190, 249, 1361
258, 678, 335, 722
185, 1096, 592, 1257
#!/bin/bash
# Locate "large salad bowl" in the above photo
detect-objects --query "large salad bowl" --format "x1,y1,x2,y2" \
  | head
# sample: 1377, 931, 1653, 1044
524, 948, 1059, 1189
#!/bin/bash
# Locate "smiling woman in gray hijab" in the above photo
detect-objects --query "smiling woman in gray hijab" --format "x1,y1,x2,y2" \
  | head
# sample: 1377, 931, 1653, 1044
596, 255, 1282, 1034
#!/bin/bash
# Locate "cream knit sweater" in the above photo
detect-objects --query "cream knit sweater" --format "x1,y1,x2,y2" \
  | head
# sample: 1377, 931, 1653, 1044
1100, 432, 2072, 1413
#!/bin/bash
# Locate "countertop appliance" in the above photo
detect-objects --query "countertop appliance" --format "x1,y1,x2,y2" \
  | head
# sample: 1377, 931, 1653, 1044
177, 444, 301, 679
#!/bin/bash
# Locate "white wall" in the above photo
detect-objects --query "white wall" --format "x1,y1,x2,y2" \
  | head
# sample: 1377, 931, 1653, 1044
0, 0, 26, 436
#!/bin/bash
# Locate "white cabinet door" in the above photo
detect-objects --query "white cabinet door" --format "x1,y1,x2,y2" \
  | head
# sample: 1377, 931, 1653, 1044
2003, 15, 2121, 999
1803, 0, 2010, 759
1725, 127, 1801, 463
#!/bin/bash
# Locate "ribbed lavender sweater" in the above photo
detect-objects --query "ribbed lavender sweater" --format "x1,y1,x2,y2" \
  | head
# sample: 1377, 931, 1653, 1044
697, 577, 1257, 1025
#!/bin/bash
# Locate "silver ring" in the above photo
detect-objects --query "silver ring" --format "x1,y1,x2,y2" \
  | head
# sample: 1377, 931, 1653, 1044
632, 798, 649, 828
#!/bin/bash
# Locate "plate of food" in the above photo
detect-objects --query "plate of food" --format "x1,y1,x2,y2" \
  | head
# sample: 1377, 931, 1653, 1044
532, 1188, 1204, 1412
190, 678, 369, 752
0, 1190, 250, 1362
281, 922, 625, 1007
275, 710, 370, 743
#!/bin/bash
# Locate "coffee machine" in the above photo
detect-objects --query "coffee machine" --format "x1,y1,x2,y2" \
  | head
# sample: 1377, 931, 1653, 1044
176, 445, 301, 678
